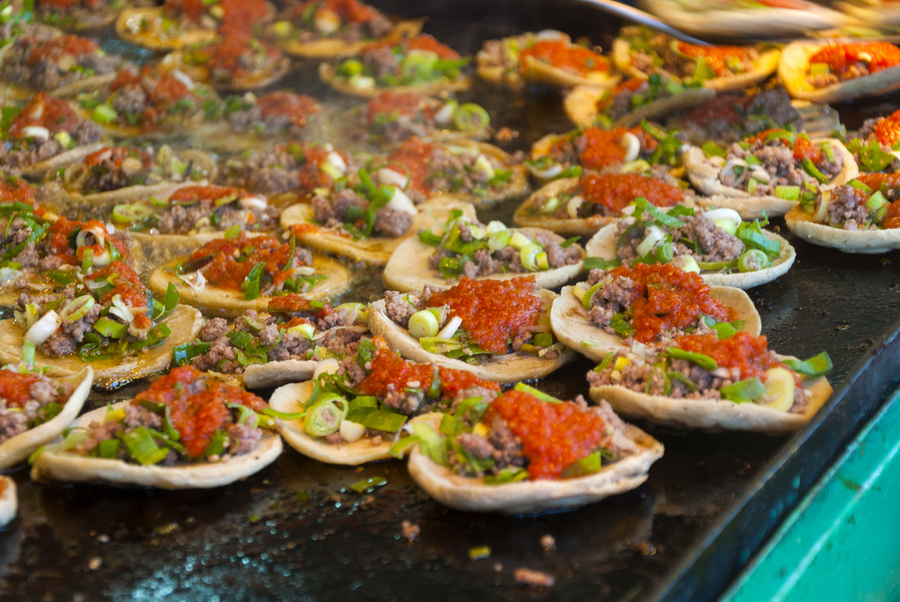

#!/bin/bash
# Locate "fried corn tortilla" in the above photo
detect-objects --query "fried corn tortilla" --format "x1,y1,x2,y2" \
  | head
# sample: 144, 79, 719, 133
269, 382, 434, 465
148, 256, 351, 317
585, 222, 797, 289
683, 139, 858, 219
519, 54, 621, 90
114, 7, 220, 51
0, 305, 203, 387
382, 230, 585, 293
366, 291, 574, 383
785, 203, 900, 253
0, 43, 119, 102
0, 367, 92, 470
590, 371, 833, 435
30, 400, 283, 488
271, 19, 423, 58
279, 198, 476, 265
779, 40, 900, 103
549, 284, 761, 362
564, 83, 715, 129
407, 421, 663, 515
162, 46, 291, 92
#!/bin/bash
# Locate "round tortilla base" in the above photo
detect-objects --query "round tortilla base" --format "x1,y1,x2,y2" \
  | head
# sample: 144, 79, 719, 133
780, 41, 900, 103
683, 140, 858, 218
590, 374, 832, 435
612, 37, 779, 92
564, 85, 715, 129
148, 255, 351, 317
0, 305, 203, 387
115, 8, 217, 50
382, 233, 585, 293
0, 477, 16, 527
513, 178, 615, 237
243, 360, 317, 389
585, 222, 797, 289
366, 295, 575, 383
269, 381, 394, 465
0, 368, 92, 470
319, 62, 472, 99
279, 198, 476, 265
642, 0, 846, 38
550, 285, 761, 362
276, 20, 424, 58
20, 143, 107, 178
521, 56, 621, 89
407, 423, 663, 515
31, 402, 282, 489
785, 204, 900, 254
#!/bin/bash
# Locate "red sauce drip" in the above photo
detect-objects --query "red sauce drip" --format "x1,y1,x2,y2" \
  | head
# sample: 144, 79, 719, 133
519, 40, 609, 76
0, 177, 36, 204
366, 92, 431, 125
579, 173, 683, 215
676, 42, 749, 77
673, 332, 789, 382
883, 201, 900, 229
683, 95, 752, 127
189, 233, 301, 291
133, 366, 267, 459
8, 92, 80, 138
85, 260, 152, 330
46, 216, 80, 264
295, 0, 377, 23
356, 338, 499, 399
266, 294, 332, 317
386, 137, 436, 194
874, 109, 900, 147
257, 92, 320, 129
0, 371, 40, 407
605, 263, 734, 343
424, 277, 544, 354
168, 185, 241, 204
485, 390, 606, 480
809, 42, 900, 77
578, 127, 656, 170
791, 135, 823, 164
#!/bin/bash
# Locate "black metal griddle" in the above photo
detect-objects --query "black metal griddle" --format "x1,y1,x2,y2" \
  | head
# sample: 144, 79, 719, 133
3, 2, 900, 600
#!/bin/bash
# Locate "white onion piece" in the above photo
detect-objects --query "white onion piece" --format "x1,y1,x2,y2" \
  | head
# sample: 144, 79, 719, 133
709, 155, 727, 168
567, 195, 585, 218
75, 225, 107, 248
313, 358, 341, 379
339, 420, 366, 443
239, 195, 268, 211
314, 7, 341, 34
702, 208, 742, 229
620, 132, 641, 162
433, 102, 456, 125
436, 315, 462, 339
90, 248, 113, 268
474, 154, 495, 180
815, 190, 831, 223
311, 325, 367, 341
24, 310, 61, 346
536, 29, 567, 40
0, 267, 22, 286
170, 69, 195, 89
111, 294, 135, 323
294, 266, 316, 276
636, 225, 665, 257
385, 187, 417, 216
325, 151, 347, 174
750, 169, 771, 184
620, 204, 637, 216
374, 168, 409, 190
179, 270, 207, 291
719, 158, 749, 186
526, 163, 563, 180
22, 126, 49, 140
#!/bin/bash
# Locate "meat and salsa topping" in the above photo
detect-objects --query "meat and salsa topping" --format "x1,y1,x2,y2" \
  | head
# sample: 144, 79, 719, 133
419, 212, 584, 280
588, 332, 832, 413
44, 365, 276, 464
357, 92, 489, 143
412, 384, 638, 482
383, 276, 560, 362
0, 362, 76, 446
266, 0, 394, 46
803, 174, 900, 231
806, 42, 900, 89
572, 262, 736, 343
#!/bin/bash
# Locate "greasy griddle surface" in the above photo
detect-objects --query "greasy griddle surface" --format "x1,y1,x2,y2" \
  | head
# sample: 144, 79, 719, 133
3, 1, 900, 600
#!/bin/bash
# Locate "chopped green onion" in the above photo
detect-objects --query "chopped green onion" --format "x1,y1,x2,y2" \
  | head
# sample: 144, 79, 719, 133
59, 295, 95, 323
720, 377, 766, 403
121, 427, 169, 465
453, 104, 490, 131
93, 316, 128, 339
350, 476, 387, 493
512, 383, 561, 403
343, 407, 407, 433
483, 467, 529, 485
783, 351, 832, 377
702, 141, 727, 159
408, 309, 439, 338
561, 451, 602, 478
304, 400, 347, 437
775, 186, 800, 200
665, 347, 717, 370
802, 158, 829, 184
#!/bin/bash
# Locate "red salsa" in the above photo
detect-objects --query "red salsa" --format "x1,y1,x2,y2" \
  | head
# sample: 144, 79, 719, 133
873, 109, 900, 147
187, 232, 304, 291
577, 127, 657, 170
809, 42, 900, 78
168, 185, 242, 204
745, 129, 824, 165
386, 137, 436, 194
519, 40, 609, 76
133, 366, 267, 459
85, 260, 152, 330
484, 389, 606, 480
27, 35, 97, 65
293, 0, 378, 24
676, 43, 750, 77
579, 173, 683, 215
362, 34, 459, 60
683, 95, 752, 127
366, 92, 432, 125
257, 92, 320, 129
604, 263, 734, 343
0, 371, 42, 407
0, 177, 36, 204
673, 332, 797, 385
857, 173, 900, 229
424, 277, 544, 354
7, 92, 80, 138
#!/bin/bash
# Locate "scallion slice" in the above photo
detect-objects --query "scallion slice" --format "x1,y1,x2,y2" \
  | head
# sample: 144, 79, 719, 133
720, 377, 766, 403
783, 351, 832, 377
665, 347, 717, 371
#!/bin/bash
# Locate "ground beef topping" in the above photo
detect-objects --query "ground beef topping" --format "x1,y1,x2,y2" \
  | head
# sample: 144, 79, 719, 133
0, 369, 75, 445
